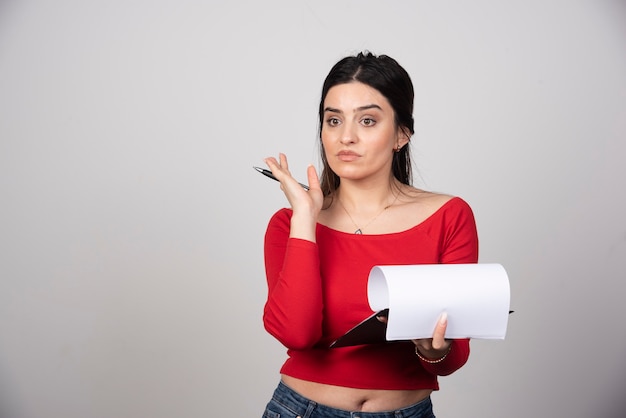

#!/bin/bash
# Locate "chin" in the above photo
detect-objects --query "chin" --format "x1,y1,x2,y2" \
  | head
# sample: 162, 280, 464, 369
329, 165, 361, 179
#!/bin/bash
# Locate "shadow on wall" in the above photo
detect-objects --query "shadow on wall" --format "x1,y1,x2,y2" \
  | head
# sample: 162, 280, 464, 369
0, 360, 20, 418
600, 372, 626, 418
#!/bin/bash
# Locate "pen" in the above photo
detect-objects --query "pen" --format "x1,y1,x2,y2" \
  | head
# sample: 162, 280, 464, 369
253, 166, 310, 190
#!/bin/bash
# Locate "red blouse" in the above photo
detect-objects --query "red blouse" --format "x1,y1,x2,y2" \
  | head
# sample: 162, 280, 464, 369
263, 197, 479, 390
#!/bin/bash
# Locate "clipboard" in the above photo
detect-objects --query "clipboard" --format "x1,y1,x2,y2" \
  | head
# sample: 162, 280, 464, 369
329, 309, 390, 348
329, 309, 514, 348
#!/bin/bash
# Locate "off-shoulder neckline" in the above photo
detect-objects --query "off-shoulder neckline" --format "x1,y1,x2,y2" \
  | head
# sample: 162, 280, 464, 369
315, 196, 461, 237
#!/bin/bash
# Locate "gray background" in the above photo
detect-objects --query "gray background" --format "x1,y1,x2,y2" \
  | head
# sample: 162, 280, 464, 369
1, 0, 625, 417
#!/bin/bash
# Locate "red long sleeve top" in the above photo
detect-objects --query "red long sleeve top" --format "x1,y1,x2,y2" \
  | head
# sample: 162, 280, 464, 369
263, 197, 479, 390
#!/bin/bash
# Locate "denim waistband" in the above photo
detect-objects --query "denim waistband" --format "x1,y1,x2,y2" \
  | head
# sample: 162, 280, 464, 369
267, 381, 434, 418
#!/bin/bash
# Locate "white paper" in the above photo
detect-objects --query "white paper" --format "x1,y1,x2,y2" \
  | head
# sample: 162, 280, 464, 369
367, 264, 510, 340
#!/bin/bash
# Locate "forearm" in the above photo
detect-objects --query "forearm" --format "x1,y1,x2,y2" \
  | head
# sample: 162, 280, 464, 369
263, 238, 323, 349
263, 210, 324, 349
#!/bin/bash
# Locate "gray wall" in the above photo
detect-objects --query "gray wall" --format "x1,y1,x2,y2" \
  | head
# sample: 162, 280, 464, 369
1, 1, 625, 417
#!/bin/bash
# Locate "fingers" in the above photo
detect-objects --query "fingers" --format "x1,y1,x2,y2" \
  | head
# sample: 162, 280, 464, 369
412, 312, 450, 355
265, 154, 320, 193
307, 164, 320, 190
279, 153, 289, 170
265, 153, 288, 173
264, 153, 292, 183
431, 312, 448, 350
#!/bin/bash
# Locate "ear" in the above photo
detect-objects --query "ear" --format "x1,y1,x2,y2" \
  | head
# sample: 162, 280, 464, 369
395, 126, 411, 149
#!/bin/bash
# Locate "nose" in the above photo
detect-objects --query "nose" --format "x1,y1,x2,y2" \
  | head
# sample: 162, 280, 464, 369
339, 123, 357, 145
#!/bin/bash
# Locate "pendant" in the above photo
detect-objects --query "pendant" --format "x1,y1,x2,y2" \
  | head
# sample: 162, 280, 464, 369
354, 229, 362, 234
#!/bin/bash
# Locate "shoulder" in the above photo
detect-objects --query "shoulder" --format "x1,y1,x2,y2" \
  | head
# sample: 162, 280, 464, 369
269, 207, 293, 221
396, 188, 457, 216
266, 208, 293, 234
410, 190, 453, 208
424, 194, 478, 241
403, 187, 472, 212
418, 193, 475, 223
392, 188, 474, 230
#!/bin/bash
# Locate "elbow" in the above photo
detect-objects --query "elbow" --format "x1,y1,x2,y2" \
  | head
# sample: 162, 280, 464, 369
271, 330, 320, 350
263, 313, 322, 350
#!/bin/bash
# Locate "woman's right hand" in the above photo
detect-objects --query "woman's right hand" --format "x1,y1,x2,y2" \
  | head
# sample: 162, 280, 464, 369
264, 153, 323, 241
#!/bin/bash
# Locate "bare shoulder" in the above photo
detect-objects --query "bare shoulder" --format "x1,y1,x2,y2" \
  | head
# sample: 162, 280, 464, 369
390, 187, 456, 231
398, 187, 454, 210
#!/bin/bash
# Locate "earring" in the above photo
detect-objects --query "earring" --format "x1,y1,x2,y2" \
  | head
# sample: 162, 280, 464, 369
395, 146, 402, 153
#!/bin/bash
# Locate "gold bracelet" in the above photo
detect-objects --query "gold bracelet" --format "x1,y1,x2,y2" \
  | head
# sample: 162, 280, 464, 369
414, 345, 451, 364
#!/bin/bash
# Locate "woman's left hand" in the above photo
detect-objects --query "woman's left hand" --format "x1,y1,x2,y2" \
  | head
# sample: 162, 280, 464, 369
412, 312, 451, 360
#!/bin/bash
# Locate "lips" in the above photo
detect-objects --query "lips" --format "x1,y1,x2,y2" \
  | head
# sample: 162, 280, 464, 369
337, 150, 360, 162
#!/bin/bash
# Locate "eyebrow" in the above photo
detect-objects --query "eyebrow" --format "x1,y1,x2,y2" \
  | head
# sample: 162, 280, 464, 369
323, 104, 383, 114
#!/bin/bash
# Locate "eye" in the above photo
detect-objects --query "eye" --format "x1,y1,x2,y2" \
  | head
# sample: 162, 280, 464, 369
361, 118, 376, 127
326, 117, 341, 127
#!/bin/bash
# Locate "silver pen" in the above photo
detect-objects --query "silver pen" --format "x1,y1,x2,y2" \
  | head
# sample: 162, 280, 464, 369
253, 166, 310, 190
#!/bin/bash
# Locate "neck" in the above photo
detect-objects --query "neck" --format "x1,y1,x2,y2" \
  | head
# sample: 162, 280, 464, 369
334, 180, 401, 235
336, 178, 400, 212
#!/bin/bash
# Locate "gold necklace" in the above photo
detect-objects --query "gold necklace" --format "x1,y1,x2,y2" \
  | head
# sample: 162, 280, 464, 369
337, 193, 399, 234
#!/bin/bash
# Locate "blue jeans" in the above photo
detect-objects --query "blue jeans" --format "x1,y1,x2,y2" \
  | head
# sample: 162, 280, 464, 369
263, 381, 436, 418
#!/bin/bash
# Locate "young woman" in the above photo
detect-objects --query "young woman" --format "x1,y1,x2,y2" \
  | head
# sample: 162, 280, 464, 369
261, 52, 478, 418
